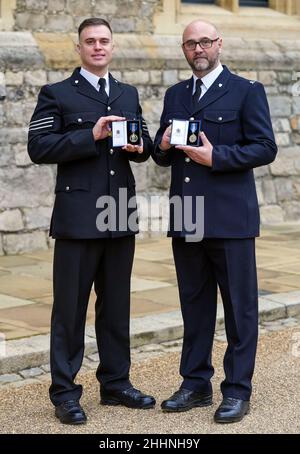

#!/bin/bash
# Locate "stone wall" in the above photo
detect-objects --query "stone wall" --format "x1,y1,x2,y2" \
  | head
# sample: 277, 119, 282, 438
0, 28, 300, 254
14, 0, 160, 33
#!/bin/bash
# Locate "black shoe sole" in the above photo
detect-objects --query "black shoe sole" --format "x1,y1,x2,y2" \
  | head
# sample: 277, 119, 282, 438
101, 398, 155, 409
55, 413, 87, 425
161, 398, 213, 412
214, 408, 250, 424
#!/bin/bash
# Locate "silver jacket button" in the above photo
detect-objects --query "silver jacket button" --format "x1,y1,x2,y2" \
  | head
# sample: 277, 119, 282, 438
184, 177, 190, 183
109, 149, 114, 155
218, 116, 223, 121
66, 186, 70, 191
185, 157, 190, 163
110, 170, 115, 176
107, 106, 111, 111
77, 118, 82, 123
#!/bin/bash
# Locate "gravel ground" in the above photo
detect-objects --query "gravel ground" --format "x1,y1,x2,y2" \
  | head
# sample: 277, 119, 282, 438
0, 327, 299, 434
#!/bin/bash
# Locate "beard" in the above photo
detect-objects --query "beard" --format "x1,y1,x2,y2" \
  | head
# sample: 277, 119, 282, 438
188, 54, 219, 73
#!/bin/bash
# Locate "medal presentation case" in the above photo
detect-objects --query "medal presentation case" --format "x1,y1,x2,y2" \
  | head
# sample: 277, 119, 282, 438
170, 119, 201, 146
112, 120, 141, 147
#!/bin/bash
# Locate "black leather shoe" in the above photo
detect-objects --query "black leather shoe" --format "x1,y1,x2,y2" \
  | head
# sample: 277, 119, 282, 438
214, 397, 250, 423
100, 386, 156, 409
55, 400, 87, 425
161, 388, 213, 412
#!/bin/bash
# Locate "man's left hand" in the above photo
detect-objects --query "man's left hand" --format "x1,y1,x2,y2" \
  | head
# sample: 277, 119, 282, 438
175, 132, 213, 167
122, 138, 143, 154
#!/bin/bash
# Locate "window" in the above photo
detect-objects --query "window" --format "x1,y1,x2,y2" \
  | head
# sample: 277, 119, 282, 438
239, 0, 268, 6
181, 1, 215, 3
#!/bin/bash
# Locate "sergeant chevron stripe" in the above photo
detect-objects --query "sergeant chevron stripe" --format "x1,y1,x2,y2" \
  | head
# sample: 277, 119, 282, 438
29, 116, 54, 131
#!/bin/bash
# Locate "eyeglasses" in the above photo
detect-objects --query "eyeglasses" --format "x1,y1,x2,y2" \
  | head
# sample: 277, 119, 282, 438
182, 38, 219, 51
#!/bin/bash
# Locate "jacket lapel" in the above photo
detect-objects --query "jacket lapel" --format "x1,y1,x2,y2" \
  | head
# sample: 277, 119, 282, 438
108, 73, 124, 105
181, 77, 194, 115
70, 68, 124, 106
192, 66, 231, 114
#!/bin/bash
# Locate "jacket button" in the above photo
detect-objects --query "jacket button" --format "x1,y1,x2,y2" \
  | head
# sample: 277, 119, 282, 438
75, 80, 79, 84
110, 170, 115, 176
109, 148, 114, 155
189, 117, 194, 121
218, 116, 223, 121
185, 157, 190, 163
77, 118, 82, 123
107, 106, 111, 111
66, 186, 70, 191
184, 177, 190, 183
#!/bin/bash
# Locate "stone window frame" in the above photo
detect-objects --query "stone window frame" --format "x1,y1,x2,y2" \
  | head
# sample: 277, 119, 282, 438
178, 0, 300, 14
0, 0, 16, 31
217, 0, 300, 13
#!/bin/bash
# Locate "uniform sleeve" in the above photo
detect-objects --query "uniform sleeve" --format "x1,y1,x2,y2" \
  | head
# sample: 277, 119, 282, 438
152, 89, 173, 167
27, 84, 99, 164
211, 82, 277, 173
126, 92, 152, 163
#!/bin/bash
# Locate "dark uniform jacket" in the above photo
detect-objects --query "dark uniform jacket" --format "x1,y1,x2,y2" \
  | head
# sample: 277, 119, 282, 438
28, 67, 152, 239
152, 66, 277, 238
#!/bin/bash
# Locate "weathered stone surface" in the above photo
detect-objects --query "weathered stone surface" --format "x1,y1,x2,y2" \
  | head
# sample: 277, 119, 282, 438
111, 18, 135, 33
275, 133, 290, 147
93, 1, 118, 15
0, 166, 55, 209
23, 207, 52, 230
149, 70, 162, 85
2, 231, 48, 255
24, 70, 47, 86
258, 71, 277, 85
262, 179, 277, 204
273, 118, 291, 133
122, 70, 149, 85
0, 209, 24, 232
5, 71, 24, 86
5, 102, 25, 126
0, 146, 14, 167
15, 145, 33, 167
45, 15, 74, 33
163, 70, 178, 86
270, 148, 300, 176
48, 0, 66, 12
281, 201, 300, 221
25, 0, 49, 10
274, 178, 296, 202
268, 96, 291, 117
15, 13, 46, 31
260, 205, 284, 224
19, 366, 44, 378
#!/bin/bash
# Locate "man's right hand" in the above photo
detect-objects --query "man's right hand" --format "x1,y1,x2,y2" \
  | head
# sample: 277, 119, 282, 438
159, 125, 172, 151
93, 115, 125, 141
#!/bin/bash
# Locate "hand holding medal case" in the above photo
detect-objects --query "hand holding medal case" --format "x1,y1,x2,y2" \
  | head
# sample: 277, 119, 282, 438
112, 119, 141, 147
170, 119, 202, 146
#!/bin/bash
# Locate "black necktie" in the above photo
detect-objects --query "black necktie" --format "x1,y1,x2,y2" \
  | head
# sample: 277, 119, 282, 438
98, 78, 108, 101
192, 78, 203, 109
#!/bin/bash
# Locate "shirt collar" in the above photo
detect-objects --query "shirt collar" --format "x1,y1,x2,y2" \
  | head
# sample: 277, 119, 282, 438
80, 67, 110, 91
193, 63, 223, 92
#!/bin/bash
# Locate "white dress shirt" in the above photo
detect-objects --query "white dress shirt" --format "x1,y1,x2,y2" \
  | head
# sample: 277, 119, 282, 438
192, 63, 224, 99
80, 67, 110, 96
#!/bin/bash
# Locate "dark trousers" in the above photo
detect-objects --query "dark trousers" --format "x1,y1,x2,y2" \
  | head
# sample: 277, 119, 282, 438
49, 236, 135, 406
172, 237, 258, 401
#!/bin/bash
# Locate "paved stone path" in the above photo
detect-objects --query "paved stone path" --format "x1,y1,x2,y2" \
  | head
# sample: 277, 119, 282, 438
1, 224, 300, 341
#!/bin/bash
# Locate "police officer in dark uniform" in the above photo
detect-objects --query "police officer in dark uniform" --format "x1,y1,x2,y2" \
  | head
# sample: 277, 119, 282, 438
28, 17, 155, 424
152, 20, 277, 423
